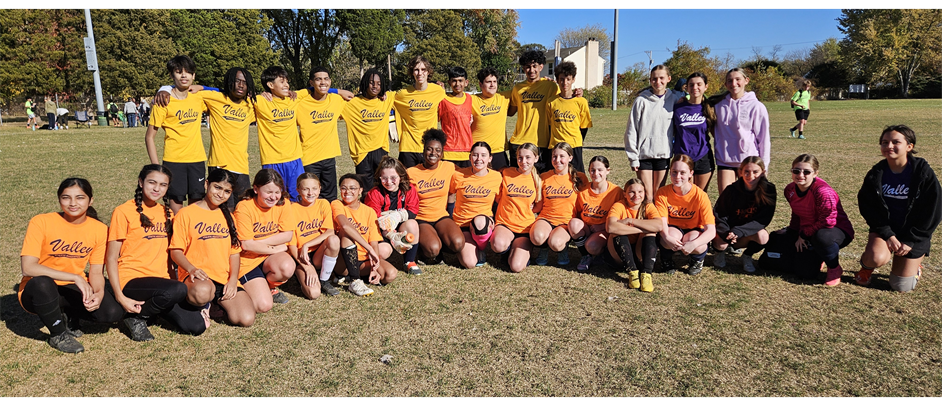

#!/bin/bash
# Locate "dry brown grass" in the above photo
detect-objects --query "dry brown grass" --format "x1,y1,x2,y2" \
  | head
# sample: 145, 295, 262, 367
1, 99, 940, 396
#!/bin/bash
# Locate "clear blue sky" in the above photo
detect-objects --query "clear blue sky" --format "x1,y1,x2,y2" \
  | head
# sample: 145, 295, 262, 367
516, 9, 846, 73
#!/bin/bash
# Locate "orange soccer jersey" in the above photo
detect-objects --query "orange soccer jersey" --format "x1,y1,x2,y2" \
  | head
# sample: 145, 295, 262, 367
538, 171, 589, 226
654, 185, 715, 230
234, 199, 296, 277
575, 182, 624, 226
108, 199, 173, 289
407, 161, 457, 222
292, 199, 333, 251
330, 200, 382, 261
169, 204, 241, 285
19, 213, 107, 303
495, 168, 539, 233
449, 167, 503, 228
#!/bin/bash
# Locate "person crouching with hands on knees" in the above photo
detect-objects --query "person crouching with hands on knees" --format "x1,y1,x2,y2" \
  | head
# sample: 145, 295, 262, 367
712, 156, 777, 273
607, 179, 662, 292
289, 173, 342, 298
332, 174, 398, 297
655, 155, 716, 276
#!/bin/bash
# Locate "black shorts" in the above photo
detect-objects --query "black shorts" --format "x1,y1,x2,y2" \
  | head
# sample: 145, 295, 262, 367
164, 161, 206, 203
398, 152, 425, 168
638, 158, 669, 171
355, 147, 388, 188
716, 165, 738, 172
303, 157, 338, 201
491, 151, 510, 171
668, 224, 705, 234
692, 150, 715, 175
536, 147, 553, 173
212, 281, 245, 302
417, 216, 450, 226
794, 109, 810, 121
208, 166, 250, 210
445, 159, 471, 168
536, 217, 569, 229
237, 261, 267, 285
572, 146, 585, 174
497, 224, 529, 240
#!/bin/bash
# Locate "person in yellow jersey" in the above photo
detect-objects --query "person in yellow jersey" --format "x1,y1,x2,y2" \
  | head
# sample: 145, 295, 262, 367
394, 55, 447, 168
509, 50, 558, 173
546, 61, 593, 173
341, 68, 396, 189
470, 67, 515, 171
145, 55, 208, 214
254, 66, 304, 202
297, 66, 347, 202
155, 67, 258, 210
438, 67, 474, 168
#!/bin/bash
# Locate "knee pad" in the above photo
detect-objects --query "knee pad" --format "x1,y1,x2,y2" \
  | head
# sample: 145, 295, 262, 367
471, 229, 493, 251
889, 274, 917, 292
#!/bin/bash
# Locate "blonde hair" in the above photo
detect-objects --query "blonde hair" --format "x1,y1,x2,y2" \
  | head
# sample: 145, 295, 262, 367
624, 178, 649, 218
517, 143, 542, 202
551, 142, 583, 191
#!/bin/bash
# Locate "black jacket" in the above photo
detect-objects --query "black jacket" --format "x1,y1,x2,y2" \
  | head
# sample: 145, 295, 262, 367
714, 178, 777, 238
857, 156, 942, 247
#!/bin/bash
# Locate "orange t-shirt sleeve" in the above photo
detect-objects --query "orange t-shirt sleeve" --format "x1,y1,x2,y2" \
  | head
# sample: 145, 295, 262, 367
20, 216, 45, 259
364, 208, 381, 243
697, 190, 715, 226
108, 209, 130, 241
608, 201, 628, 220
654, 187, 670, 218
234, 200, 256, 241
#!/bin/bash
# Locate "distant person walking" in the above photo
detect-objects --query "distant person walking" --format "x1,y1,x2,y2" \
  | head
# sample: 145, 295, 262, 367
124, 97, 139, 128
45, 96, 57, 130
25, 97, 38, 129
789, 79, 812, 139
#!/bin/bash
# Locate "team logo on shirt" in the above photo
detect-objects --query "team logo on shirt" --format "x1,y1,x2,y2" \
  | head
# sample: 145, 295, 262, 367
359, 109, 385, 123
520, 90, 545, 103
580, 204, 610, 219
176, 109, 201, 125
222, 104, 247, 122
505, 183, 534, 198
345, 217, 371, 235
552, 109, 576, 123
143, 221, 169, 239
48, 239, 92, 259
479, 104, 502, 116
735, 207, 757, 218
195, 222, 230, 240
408, 99, 433, 111
678, 112, 705, 126
308, 110, 335, 124
667, 205, 696, 220
253, 221, 279, 239
463, 184, 493, 199
416, 178, 446, 194
271, 108, 295, 123
544, 184, 575, 199
882, 183, 909, 200
297, 218, 324, 238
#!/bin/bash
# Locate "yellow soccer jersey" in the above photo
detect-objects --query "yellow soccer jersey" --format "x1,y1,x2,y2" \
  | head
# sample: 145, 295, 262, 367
394, 83, 446, 154
150, 93, 207, 163
253, 92, 303, 165
510, 80, 558, 147
546, 95, 592, 148
202, 91, 254, 174
341, 92, 396, 165
470, 91, 512, 154
297, 92, 345, 165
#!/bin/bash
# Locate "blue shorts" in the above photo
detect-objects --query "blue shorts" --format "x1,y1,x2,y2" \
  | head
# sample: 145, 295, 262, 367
238, 261, 267, 285
263, 158, 304, 202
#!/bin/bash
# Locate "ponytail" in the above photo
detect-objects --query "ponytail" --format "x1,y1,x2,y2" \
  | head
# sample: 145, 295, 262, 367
134, 186, 153, 228
219, 203, 240, 247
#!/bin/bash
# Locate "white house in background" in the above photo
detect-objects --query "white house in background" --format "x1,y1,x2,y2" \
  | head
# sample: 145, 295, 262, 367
517, 39, 605, 90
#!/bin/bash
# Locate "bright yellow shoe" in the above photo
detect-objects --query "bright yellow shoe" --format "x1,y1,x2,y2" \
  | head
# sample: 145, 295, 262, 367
640, 273, 654, 293
628, 270, 640, 289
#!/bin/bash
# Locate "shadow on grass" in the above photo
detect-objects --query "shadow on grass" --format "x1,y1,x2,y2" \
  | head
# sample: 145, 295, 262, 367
2, 286, 47, 342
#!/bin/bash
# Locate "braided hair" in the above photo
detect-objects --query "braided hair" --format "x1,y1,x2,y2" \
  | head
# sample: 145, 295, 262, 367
135, 164, 174, 239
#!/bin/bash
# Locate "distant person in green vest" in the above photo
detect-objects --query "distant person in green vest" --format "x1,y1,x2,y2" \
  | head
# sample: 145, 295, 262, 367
108, 101, 121, 127
25, 97, 38, 129
789, 79, 812, 139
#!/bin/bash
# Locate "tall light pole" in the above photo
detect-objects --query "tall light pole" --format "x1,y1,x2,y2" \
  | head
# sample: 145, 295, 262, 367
83, 9, 106, 127
610, 9, 618, 110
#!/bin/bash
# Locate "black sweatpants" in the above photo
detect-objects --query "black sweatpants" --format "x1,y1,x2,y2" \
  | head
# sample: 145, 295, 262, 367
123, 277, 206, 335
20, 276, 123, 336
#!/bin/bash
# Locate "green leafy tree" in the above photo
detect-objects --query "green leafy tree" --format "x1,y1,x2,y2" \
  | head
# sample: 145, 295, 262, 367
266, 10, 343, 89
460, 10, 519, 88
662, 40, 723, 96
401, 10, 481, 85
516, 42, 547, 54
746, 66, 794, 102
337, 9, 405, 78
556, 23, 611, 72
91, 10, 179, 99
168, 10, 276, 90
838, 9, 942, 97
0, 9, 88, 101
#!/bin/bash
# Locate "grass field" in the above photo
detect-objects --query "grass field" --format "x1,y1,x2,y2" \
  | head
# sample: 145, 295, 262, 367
1, 99, 940, 397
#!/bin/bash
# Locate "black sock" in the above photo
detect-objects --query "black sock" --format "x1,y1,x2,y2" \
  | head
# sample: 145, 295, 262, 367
790, 126, 797, 131
641, 236, 657, 273
799, 131, 803, 135
578, 245, 589, 256
612, 236, 637, 271
35, 298, 68, 336
690, 250, 708, 262
404, 243, 419, 263
341, 245, 360, 279
743, 241, 764, 256
818, 241, 841, 269
659, 245, 674, 264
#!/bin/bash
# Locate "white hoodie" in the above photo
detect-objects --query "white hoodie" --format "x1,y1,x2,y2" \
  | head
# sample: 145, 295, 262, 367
623, 88, 684, 168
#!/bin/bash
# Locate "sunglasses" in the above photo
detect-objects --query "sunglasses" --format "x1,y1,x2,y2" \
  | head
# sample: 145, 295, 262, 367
791, 168, 813, 176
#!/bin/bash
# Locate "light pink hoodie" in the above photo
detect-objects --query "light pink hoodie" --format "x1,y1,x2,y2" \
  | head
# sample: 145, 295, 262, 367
713, 91, 770, 169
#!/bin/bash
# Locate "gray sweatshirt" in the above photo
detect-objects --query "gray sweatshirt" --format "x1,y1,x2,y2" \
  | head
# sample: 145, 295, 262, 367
623, 88, 685, 168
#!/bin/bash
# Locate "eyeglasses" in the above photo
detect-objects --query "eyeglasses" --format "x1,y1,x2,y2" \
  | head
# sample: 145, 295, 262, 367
791, 168, 813, 176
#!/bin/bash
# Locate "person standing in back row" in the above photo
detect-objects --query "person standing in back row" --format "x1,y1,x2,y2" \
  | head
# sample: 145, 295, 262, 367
45, 96, 57, 130
124, 97, 139, 128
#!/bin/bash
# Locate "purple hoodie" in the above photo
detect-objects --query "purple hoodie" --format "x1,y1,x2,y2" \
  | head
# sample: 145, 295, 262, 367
713, 92, 770, 169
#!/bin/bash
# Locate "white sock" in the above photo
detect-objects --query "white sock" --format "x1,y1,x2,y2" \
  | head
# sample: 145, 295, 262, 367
320, 255, 337, 281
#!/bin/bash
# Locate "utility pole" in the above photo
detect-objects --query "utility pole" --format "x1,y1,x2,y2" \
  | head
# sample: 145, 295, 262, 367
83, 9, 106, 127
610, 9, 618, 110
645, 51, 654, 71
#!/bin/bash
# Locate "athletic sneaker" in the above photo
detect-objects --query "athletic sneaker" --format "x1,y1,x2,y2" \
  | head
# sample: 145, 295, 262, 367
713, 251, 727, 268
348, 279, 374, 297
48, 330, 84, 353
855, 267, 873, 286
67, 315, 83, 338
577, 254, 592, 271
124, 317, 155, 342
475, 249, 486, 267
557, 249, 570, 265
639, 273, 654, 293
790, 128, 796, 138
331, 275, 352, 286
798, 134, 806, 140
418, 253, 444, 266
661, 257, 677, 275
405, 261, 423, 275
271, 288, 289, 304
688, 259, 704, 276
628, 270, 641, 289
535, 247, 550, 265
825, 265, 843, 286
729, 246, 744, 255
320, 279, 341, 296
742, 256, 756, 273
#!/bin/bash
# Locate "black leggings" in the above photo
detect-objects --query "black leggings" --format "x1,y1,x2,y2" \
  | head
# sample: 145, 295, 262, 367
123, 277, 206, 335
20, 276, 124, 336
809, 227, 851, 269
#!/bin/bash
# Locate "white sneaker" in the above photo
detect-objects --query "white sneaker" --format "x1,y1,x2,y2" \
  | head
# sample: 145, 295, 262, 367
743, 256, 756, 273
714, 251, 726, 268
348, 279, 374, 296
